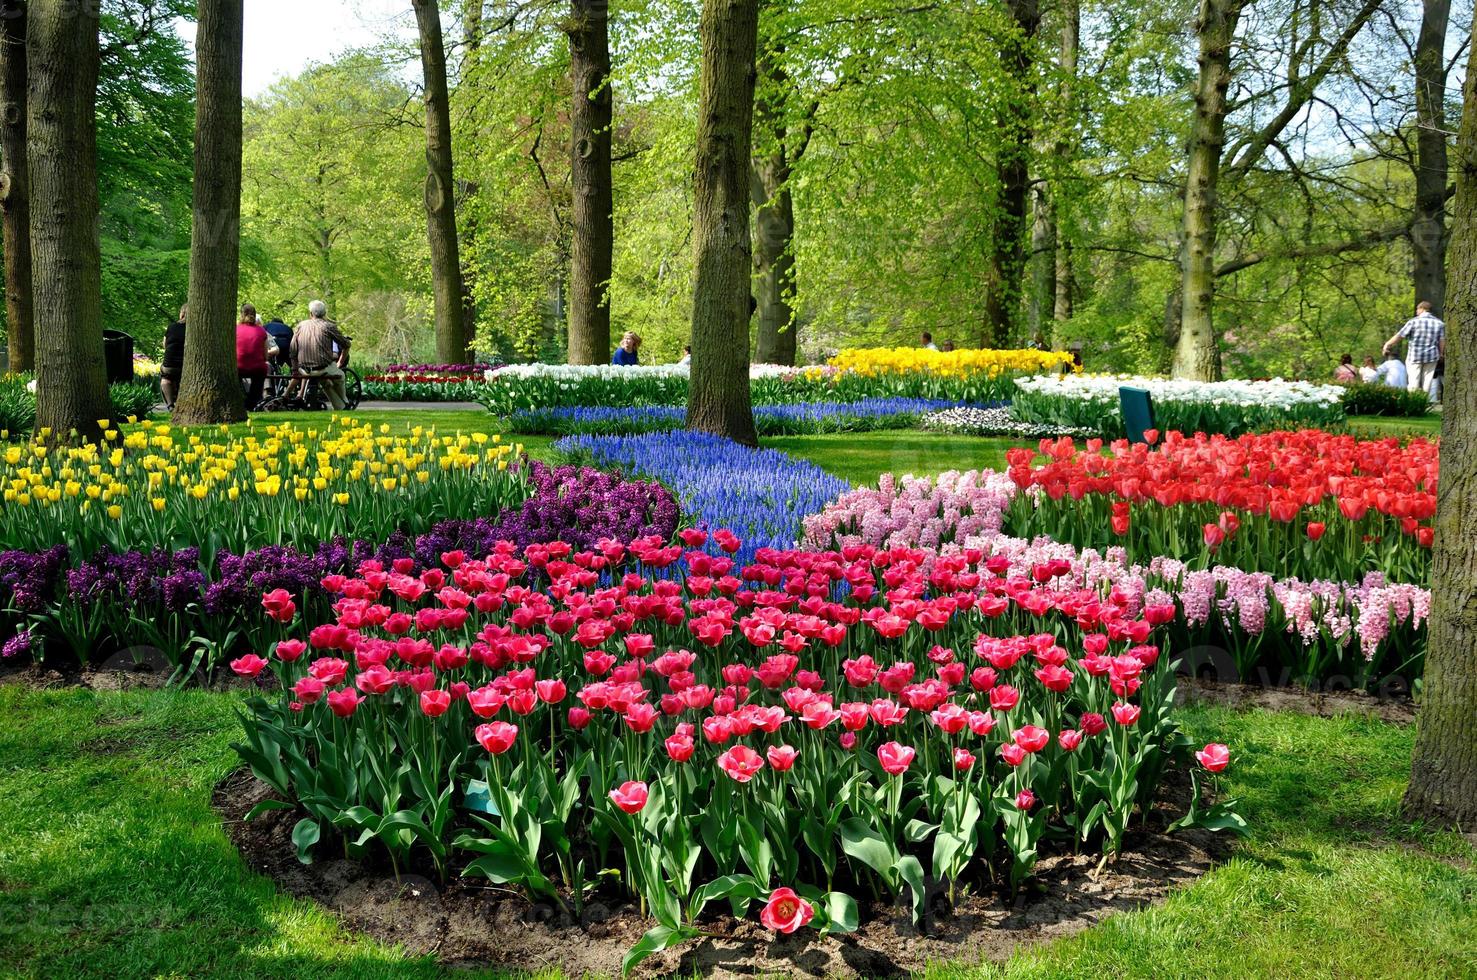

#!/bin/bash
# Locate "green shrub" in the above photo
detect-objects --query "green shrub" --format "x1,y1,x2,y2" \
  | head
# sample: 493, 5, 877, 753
109, 382, 161, 422
0, 376, 37, 437
1340, 383, 1431, 417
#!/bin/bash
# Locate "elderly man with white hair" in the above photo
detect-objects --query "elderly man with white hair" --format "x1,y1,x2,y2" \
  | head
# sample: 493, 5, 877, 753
290, 300, 351, 410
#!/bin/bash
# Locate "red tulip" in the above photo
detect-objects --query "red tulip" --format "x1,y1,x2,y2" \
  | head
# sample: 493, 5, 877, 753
1034, 664, 1073, 693
475, 721, 518, 754
766, 745, 799, 771
1111, 701, 1141, 726
326, 687, 362, 717
230, 654, 268, 678
1012, 725, 1050, 753
989, 685, 1020, 712
759, 886, 814, 933
275, 639, 306, 662
1081, 711, 1107, 736
999, 742, 1027, 767
292, 675, 325, 704
1305, 521, 1326, 541
419, 689, 452, 717
952, 747, 976, 771
609, 780, 649, 814
261, 588, 297, 623
1202, 523, 1225, 550
877, 741, 916, 776
1058, 729, 1084, 751
1015, 788, 1036, 810
567, 706, 591, 729
535, 678, 567, 704
1196, 743, 1230, 772
665, 733, 695, 762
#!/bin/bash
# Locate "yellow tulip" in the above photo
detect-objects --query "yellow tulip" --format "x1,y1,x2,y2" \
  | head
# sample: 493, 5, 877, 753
152, 497, 166, 511
107, 504, 122, 520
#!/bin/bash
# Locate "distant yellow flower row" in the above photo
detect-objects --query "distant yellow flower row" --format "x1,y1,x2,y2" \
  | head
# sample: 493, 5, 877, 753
825, 347, 1077, 379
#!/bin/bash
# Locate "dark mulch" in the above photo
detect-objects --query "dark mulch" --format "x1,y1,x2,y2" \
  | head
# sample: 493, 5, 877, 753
213, 767, 1228, 978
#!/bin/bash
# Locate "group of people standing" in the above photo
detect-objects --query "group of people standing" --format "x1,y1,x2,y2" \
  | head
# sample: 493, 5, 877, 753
1335, 301, 1446, 402
160, 300, 352, 411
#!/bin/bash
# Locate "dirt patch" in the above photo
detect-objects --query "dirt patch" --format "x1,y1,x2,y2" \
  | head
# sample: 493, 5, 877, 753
0, 661, 262, 694
1176, 676, 1416, 725
214, 768, 1226, 977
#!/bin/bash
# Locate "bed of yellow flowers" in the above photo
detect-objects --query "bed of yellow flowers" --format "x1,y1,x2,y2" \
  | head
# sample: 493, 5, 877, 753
825, 346, 1077, 378
0, 416, 528, 557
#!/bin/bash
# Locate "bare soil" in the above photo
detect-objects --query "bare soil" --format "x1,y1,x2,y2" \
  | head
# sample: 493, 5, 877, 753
1176, 675, 1416, 725
214, 768, 1227, 978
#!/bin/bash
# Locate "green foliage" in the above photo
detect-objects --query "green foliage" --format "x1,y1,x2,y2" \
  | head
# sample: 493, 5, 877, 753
108, 383, 160, 423
1341, 383, 1432, 418
0, 375, 36, 437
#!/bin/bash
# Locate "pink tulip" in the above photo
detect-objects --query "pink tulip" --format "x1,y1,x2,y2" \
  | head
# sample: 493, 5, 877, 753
717, 744, 765, 783
1196, 743, 1231, 772
766, 745, 799, 771
759, 887, 814, 933
1015, 788, 1036, 810
230, 654, 268, 678
877, 741, 916, 776
609, 780, 649, 814
953, 747, 976, 771
1111, 702, 1141, 726
475, 721, 518, 754
419, 689, 452, 717
326, 687, 362, 718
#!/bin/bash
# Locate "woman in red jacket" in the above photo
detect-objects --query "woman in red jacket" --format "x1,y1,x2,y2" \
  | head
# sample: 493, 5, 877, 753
235, 303, 270, 409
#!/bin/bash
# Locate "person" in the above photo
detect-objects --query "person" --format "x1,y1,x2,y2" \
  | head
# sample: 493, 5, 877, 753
235, 303, 270, 410
1383, 301, 1445, 397
290, 300, 351, 410
941, 340, 956, 353
1359, 355, 1378, 383
263, 313, 294, 370
1374, 351, 1408, 389
612, 331, 641, 366
160, 305, 187, 408
920, 331, 938, 351
1333, 353, 1359, 383
677, 344, 691, 366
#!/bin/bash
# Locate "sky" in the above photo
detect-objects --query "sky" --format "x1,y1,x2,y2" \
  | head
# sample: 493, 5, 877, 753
238, 0, 412, 97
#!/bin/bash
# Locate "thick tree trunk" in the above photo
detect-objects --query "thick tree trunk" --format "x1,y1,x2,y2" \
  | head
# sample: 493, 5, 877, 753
1052, 0, 1078, 328
26, 0, 109, 440
687, 0, 758, 447
1404, 38, 1477, 827
566, 0, 613, 365
174, 0, 246, 425
1171, 0, 1243, 381
1413, 0, 1451, 314
0, 0, 31, 373
413, 0, 470, 365
982, 0, 1039, 349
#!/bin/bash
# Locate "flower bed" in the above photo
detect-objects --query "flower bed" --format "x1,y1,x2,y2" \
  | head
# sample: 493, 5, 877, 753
479, 350, 1069, 416
1004, 431, 1435, 584
361, 374, 488, 401
804, 466, 1430, 687
233, 533, 1240, 969
0, 418, 525, 557
511, 398, 1003, 437
1012, 374, 1346, 437
920, 406, 1097, 439
555, 431, 851, 563
0, 461, 678, 674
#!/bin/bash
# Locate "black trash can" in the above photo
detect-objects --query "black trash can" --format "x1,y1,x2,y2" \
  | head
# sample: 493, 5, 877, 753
102, 330, 134, 384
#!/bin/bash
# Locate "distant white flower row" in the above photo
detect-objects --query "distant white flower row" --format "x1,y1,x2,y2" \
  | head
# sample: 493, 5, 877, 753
486, 363, 797, 382
920, 406, 1096, 438
1014, 373, 1345, 409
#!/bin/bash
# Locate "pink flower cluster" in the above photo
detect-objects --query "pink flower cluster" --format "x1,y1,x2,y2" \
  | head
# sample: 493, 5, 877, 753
802, 470, 1016, 553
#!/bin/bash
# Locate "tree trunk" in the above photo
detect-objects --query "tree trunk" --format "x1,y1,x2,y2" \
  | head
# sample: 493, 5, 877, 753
174, 0, 246, 425
0, 0, 31, 373
1052, 0, 1078, 328
1413, 0, 1451, 314
1171, 0, 1243, 381
566, 0, 613, 365
1028, 186, 1055, 346
687, 0, 758, 447
751, 50, 797, 367
413, 0, 470, 365
1404, 36, 1477, 828
982, 0, 1039, 349
25, 0, 109, 441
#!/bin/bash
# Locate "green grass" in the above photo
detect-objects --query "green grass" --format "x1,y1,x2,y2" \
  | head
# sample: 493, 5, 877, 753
1, 685, 1471, 978
1343, 413, 1442, 439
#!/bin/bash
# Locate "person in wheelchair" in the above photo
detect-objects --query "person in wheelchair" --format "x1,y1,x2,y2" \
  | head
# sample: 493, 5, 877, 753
289, 300, 351, 410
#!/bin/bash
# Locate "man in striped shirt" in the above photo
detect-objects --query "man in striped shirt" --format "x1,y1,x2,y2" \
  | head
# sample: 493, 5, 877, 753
1383, 301, 1445, 398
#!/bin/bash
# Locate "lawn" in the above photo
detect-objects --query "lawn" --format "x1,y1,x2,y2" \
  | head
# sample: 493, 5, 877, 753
1, 683, 1471, 978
